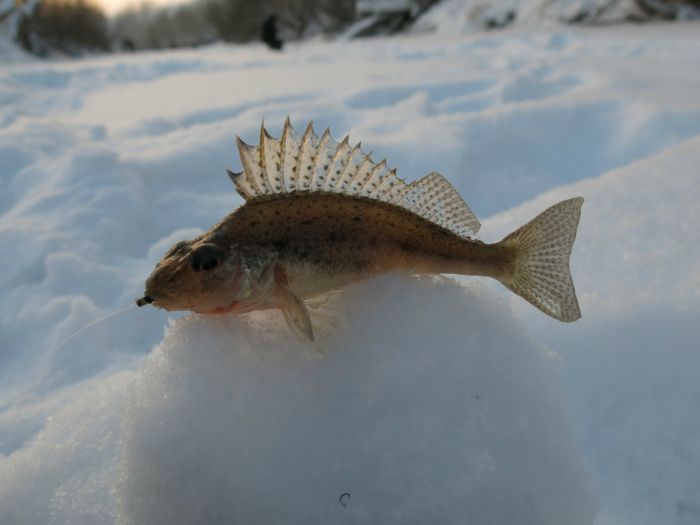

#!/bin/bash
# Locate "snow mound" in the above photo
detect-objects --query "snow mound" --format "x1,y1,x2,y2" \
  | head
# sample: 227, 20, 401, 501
0, 275, 595, 524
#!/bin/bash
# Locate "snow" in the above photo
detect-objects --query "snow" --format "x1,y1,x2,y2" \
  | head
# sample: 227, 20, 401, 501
0, 277, 596, 524
412, 0, 700, 33
484, 135, 700, 525
1, 22, 699, 525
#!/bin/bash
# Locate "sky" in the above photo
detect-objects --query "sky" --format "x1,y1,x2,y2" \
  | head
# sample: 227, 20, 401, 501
99, 0, 189, 15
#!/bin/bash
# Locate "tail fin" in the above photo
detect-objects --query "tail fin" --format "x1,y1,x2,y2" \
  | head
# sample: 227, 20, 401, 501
498, 197, 583, 322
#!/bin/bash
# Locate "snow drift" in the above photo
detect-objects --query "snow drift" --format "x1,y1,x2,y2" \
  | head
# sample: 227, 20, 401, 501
0, 276, 595, 524
2, 23, 699, 525
485, 135, 700, 525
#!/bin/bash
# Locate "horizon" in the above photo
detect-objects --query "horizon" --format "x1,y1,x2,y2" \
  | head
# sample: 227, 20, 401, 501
99, 0, 190, 16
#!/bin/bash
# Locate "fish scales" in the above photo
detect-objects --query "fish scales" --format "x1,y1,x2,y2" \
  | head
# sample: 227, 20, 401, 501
138, 120, 584, 341
213, 193, 509, 298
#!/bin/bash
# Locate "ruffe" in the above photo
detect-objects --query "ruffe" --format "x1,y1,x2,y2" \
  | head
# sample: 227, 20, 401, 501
137, 119, 583, 340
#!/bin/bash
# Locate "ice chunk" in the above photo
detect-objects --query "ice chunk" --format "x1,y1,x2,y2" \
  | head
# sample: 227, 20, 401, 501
0, 276, 594, 524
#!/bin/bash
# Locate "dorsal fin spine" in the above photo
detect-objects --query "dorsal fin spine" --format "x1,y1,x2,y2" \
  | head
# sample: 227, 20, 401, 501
279, 118, 289, 192
230, 121, 481, 239
259, 124, 270, 190
375, 167, 401, 202
337, 143, 364, 192
310, 129, 332, 191
325, 136, 351, 193
362, 159, 388, 198
236, 137, 265, 196
349, 153, 374, 194
283, 117, 302, 192
226, 169, 254, 200
261, 124, 284, 193
298, 122, 318, 191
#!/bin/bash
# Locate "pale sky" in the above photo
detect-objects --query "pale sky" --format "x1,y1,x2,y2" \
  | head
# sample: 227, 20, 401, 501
99, 0, 189, 16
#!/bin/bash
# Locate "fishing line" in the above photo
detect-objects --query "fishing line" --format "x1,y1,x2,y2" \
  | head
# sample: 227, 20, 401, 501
54, 303, 137, 352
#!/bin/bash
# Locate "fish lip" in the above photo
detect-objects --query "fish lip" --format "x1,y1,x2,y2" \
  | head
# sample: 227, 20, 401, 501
135, 295, 154, 307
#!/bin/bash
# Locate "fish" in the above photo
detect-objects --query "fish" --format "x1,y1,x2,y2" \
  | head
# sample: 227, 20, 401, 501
136, 119, 583, 341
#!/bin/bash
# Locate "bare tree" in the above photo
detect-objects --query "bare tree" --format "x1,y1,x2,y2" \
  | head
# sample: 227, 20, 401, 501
16, 0, 110, 57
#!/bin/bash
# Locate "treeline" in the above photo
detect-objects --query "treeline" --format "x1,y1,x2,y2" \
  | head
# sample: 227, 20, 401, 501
10, 0, 700, 58
542, 0, 700, 24
112, 0, 355, 51
16, 0, 110, 56
15, 0, 356, 57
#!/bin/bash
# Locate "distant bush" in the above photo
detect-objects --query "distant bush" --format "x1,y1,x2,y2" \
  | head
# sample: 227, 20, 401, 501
633, 0, 700, 20
111, 2, 215, 51
542, 0, 700, 24
17, 0, 110, 57
110, 0, 356, 52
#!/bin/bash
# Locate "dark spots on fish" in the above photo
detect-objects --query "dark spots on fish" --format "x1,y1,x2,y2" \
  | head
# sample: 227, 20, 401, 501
353, 216, 362, 222
323, 164, 329, 171
275, 210, 281, 216
292, 166, 297, 172
400, 242, 418, 253
272, 239, 289, 251
328, 231, 345, 243
300, 219, 313, 226
250, 220, 258, 227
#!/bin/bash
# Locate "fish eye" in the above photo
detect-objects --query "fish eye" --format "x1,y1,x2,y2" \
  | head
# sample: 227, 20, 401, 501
191, 244, 224, 272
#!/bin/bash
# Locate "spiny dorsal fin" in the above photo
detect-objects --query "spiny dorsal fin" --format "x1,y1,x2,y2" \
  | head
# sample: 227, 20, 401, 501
261, 125, 284, 193
281, 116, 302, 192
230, 119, 481, 238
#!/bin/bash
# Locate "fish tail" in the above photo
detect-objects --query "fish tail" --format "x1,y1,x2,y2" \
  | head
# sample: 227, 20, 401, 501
497, 197, 583, 322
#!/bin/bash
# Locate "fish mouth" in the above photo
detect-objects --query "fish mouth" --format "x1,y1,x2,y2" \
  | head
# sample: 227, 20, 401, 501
135, 295, 154, 307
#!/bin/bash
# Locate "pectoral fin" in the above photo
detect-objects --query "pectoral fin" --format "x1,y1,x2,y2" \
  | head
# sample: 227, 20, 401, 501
276, 284, 314, 341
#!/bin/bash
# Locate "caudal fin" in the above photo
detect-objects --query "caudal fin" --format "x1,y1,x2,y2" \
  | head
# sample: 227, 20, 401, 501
499, 197, 583, 322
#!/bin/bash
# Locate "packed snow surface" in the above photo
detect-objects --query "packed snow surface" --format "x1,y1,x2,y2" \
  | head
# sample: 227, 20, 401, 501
1, 22, 699, 525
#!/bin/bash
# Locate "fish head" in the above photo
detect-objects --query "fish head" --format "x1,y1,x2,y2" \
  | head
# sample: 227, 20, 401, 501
137, 237, 275, 313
